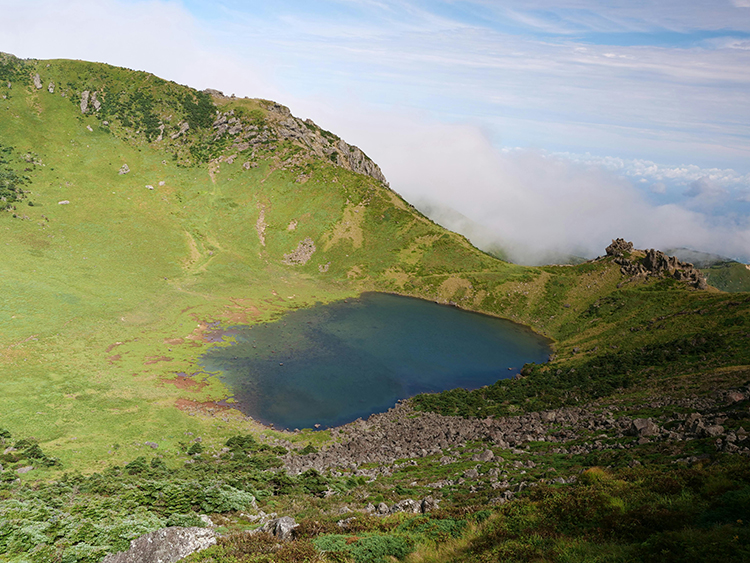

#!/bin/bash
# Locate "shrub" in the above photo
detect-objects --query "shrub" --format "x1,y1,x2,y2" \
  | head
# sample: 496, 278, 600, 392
314, 533, 415, 563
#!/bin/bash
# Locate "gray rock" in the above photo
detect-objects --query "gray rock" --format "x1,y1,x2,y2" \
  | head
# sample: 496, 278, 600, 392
420, 496, 439, 513
47, 82, 54, 94
16, 466, 33, 474
32, 73, 42, 89
471, 449, 495, 462
102, 527, 216, 563
259, 516, 298, 541
171, 121, 190, 139
337, 516, 357, 529
145, 441, 159, 449
119, 164, 130, 175
80, 90, 90, 113
389, 499, 420, 514
702, 425, 724, 438
726, 391, 746, 404
629, 418, 659, 437
282, 237, 316, 266
606, 238, 633, 257
376, 502, 389, 514
463, 468, 479, 479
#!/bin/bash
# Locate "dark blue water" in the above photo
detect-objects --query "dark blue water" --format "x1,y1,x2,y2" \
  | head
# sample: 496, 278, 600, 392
200, 292, 551, 430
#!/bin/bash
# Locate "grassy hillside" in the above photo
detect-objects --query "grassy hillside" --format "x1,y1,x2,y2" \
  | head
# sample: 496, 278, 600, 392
0, 53, 535, 470
703, 262, 750, 292
1, 54, 749, 563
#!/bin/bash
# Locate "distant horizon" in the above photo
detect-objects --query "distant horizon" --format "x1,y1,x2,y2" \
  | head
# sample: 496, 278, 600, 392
2, 0, 749, 262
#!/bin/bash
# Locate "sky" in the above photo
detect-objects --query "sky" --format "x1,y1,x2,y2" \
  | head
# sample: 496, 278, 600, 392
1, 0, 750, 263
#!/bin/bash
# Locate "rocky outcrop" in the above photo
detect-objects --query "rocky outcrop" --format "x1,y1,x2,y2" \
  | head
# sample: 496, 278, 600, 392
81, 90, 90, 113
101, 527, 215, 563
32, 73, 42, 89
605, 239, 707, 289
605, 238, 633, 257
282, 237, 316, 265
171, 121, 190, 139
206, 95, 389, 186
257, 516, 298, 541
279, 385, 750, 476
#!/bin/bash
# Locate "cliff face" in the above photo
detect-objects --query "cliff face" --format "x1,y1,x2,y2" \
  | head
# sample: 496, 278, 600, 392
605, 238, 708, 289
207, 93, 389, 186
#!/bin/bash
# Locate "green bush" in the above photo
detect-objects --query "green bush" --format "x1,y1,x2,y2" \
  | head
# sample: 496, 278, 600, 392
314, 533, 415, 563
167, 513, 206, 528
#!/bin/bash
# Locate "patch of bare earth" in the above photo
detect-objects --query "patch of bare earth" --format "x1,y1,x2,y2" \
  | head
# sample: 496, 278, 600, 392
144, 356, 173, 365
175, 398, 231, 414
162, 377, 208, 392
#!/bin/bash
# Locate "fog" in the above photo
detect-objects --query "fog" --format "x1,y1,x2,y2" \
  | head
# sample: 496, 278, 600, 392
294, 104, 750, 264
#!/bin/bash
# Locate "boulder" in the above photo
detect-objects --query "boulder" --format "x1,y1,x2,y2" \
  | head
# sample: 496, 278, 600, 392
388, 499, 420, 514
629, 418, 659, 437
259, 516, 298, 541
471, 450, 495, 462
420, 496, 439, 513
701, 425, 724, 438
101, 527, 216, 563
170, 121, 190, 139
32, 73, 42, 89
606, 238, 633, 257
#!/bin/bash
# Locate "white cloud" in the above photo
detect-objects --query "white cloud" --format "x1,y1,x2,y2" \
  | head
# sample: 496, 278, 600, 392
684, 177, 728, 198
290, 100, 750, 264
558, 153, 750, 191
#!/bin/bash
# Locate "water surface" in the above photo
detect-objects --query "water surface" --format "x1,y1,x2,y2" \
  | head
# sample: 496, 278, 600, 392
200, 292, 550, 429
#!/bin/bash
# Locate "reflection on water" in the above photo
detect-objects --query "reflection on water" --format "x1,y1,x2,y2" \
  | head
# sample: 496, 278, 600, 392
200, 292, 551, 430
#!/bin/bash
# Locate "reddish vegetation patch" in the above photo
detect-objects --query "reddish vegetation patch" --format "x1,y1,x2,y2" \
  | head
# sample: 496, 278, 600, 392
162, 376, 208, 392
108, 354, 122, 364
164, 338, 184, 346
145, 356, 173, 365
106, 342, 125, 353
220, 299, 262, 324
175, 398, 231, 413
186, 315, 211, 342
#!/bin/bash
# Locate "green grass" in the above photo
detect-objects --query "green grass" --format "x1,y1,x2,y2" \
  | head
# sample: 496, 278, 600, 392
1, 54, 750, 563
0, 55, 536, 472
1, 53, 748, 473
703, 262, 750, 292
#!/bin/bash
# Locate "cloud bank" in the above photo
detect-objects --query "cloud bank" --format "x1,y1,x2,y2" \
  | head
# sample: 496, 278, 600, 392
297, 103, 750, 264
